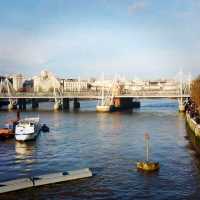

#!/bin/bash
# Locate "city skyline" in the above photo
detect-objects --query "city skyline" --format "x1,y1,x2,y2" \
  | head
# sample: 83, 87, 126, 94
0, 0, 199, 78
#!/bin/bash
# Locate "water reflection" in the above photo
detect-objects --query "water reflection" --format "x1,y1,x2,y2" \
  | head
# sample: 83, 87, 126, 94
96, 113, 111, 130
111, 113, 123, 132
15, 141, 36, 164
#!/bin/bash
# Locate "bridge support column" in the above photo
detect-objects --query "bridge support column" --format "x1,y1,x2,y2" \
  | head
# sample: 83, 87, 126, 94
178, 98, 185, 112
32, 99, 39, 109
8, 99, 17, 110
54, 99, 62, 111
113, 97, 140, 111
132, 99, 141, 108
73, 98, 80, 109
22, 99, 26, 110
63, 98, 69, 110
18, 99, 26, 111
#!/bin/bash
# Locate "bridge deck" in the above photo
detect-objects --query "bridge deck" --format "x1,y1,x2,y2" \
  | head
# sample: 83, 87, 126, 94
0, 91, 190, 99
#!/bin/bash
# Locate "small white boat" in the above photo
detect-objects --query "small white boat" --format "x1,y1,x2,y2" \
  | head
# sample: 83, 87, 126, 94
15, 117, 41, 141
96, 105, 110, 112
96, 73, 112, 112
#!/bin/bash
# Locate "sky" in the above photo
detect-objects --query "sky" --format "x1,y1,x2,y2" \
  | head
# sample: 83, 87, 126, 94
0, 0, 199, 79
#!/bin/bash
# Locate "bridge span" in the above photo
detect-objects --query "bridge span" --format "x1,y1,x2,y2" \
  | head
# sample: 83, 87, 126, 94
0, 90, 190, 112
0, 92, 190, 99
0, 69, 191, 111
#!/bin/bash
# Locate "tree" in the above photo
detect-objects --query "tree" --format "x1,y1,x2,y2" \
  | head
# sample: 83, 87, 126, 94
191, 76, 200, 111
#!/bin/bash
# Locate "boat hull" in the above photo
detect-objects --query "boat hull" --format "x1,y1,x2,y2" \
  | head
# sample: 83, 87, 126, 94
96, 105, 110, 112
15, 119, 41, 141
15, 131, 38, 141
0, 128, 14, 139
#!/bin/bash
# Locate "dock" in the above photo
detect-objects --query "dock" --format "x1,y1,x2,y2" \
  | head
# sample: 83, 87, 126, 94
0, 168, 92, 194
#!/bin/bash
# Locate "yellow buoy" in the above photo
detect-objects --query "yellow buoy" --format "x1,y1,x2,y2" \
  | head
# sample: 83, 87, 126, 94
136, 133, 160, 171
136, 161, 160, 171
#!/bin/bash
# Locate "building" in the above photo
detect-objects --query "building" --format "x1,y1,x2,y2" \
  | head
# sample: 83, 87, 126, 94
11, 74, 24, 92
23, 79, 34, 92
0, 76, 6, 82
63, 79, 89, 92
33, 70, 61, 92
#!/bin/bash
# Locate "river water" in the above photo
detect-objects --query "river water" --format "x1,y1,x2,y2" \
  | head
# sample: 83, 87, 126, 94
0, 99, 200, 200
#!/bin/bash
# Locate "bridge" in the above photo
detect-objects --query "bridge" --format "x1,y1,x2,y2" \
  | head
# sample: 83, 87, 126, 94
0, 71, 191, 111
0, 90, 190, 112
0, 91, 190, 99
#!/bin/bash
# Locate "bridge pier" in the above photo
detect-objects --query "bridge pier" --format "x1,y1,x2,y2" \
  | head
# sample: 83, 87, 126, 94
54, 99, 62, 111
132, 99, 141, 108
18, 98, 26, 111
32, 99, 39, 109
112, 97, 140, 111
8, 99, 17, 110
178, 98, 185, 112
8, 102, 13, 110
63, 98, 70, 110
73, 98, 80, 109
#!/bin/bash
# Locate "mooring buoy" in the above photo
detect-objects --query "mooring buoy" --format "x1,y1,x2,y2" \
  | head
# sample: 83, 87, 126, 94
136, 133, 160, 171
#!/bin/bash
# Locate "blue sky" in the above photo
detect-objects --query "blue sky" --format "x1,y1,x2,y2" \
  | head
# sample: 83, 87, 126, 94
0, 0, 199, 79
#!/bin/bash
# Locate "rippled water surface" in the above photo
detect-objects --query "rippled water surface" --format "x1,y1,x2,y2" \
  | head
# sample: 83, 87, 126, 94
1, 99, 200, 200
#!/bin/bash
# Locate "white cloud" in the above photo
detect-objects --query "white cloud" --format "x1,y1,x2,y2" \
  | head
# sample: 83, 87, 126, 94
0, 29, 83, 75
128, 0, 147, 15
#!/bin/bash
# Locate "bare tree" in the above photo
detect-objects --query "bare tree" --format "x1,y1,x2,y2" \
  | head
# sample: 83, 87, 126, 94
191, 76, 200, 112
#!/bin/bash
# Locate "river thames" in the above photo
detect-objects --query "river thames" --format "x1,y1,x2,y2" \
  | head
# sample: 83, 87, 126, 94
0, 99, 200, 200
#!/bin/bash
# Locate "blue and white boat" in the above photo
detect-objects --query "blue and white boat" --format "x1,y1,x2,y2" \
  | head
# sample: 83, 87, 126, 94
15, 117, 41, 141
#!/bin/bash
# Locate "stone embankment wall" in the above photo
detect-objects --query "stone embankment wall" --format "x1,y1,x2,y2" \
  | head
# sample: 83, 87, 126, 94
186, 112, 200, 137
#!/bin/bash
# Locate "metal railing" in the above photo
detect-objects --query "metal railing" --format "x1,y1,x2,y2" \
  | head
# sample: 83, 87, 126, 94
0, 91, 101, 98
0, 89, 190, 98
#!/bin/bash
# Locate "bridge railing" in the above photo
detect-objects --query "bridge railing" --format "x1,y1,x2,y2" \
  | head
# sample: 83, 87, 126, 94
122, 90, 181, 96
0, 91, 102, 98
0, 89, 190, 98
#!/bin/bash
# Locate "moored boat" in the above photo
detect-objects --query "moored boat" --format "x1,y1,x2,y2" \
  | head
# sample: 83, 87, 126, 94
96, 74, 112, 112
0, 128, 14, 139
96, 105, 110, 112
15, 117, 41, 141
41, 124, 50, 132
0, 111, 20, 140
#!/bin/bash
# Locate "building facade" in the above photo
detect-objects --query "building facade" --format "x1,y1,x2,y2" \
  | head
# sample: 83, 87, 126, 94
33, 70, 61, 92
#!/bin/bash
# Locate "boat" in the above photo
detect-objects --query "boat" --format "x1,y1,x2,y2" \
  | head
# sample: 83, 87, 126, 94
41, 124, 50, 132
0, 128, 14, 139
0, 110, 20, 140
96, 74, 112, 112
96, 105, 110, 112
15, 117, 41, 141
136, 133, 160, 171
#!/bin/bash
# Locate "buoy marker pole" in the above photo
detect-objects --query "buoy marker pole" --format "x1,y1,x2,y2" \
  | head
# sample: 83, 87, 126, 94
144, 133, 150, 162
